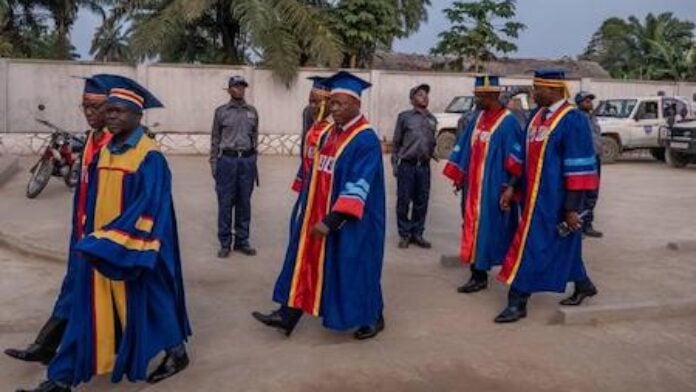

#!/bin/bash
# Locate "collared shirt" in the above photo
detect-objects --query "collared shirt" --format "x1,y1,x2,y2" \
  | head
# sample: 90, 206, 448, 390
547, 99, 568, 116
392, 108, 437, 164
210, 100, 259, 167
108, 127, 144, 154
337, 114, 363, 132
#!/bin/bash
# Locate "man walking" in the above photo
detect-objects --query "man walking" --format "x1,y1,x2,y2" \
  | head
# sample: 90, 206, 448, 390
5, 75, 112, 365
391, 83, 437, 249
575, 91, 603, 238
496, 70, 599, 323
443, 76, 522, 294
16, 76, 190, 392
211, 75, 259, 258
252, 71, 386, 340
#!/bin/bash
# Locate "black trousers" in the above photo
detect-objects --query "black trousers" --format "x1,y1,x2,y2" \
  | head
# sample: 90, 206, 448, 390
396, 161, 431, 238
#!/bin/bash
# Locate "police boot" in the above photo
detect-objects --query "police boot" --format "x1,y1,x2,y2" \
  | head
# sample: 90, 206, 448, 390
252, 306, 302, 336
16, 380, 71, 392
5, 317, 66, 365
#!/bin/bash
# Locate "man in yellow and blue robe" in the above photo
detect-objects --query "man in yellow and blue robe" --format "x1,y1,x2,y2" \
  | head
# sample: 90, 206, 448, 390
253, 71, 386, 340
496, 69, 599, 323
5, 75, 113, 365
17, 76, 191, 392
443, 75, 522, 294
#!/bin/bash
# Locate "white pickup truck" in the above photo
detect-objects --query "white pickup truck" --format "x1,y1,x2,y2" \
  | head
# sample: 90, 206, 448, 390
595, 96, 693, 163
433, 88, 532, 159
432, 96, 475, 159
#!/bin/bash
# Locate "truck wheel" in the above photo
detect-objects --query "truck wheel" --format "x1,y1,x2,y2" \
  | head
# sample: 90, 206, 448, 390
665, 147, 689, 168
649, 147, 665, 162
435, 130, 457, 160
600, 136, 620, 164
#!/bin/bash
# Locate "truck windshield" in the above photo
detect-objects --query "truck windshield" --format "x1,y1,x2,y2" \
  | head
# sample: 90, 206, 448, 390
596, 99, 638, 118
445, 96, 474, 113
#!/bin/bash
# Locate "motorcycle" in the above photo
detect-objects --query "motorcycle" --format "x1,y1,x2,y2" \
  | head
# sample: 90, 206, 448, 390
26, 119, 86, 199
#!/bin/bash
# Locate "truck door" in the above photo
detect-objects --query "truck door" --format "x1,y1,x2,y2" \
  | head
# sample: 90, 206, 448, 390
630, 99, 662, 147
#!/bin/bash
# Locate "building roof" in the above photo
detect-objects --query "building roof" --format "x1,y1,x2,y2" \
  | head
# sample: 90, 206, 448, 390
372, 51, 611, 79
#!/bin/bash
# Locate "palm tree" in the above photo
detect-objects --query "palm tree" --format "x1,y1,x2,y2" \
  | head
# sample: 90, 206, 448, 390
90, 18, 132, 62
33, 0, 111, 59
583, 12, 695, 80
104, 0, 343, 83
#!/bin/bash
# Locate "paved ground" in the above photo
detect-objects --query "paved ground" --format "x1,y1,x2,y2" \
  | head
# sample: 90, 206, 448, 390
1, 155, 696, 391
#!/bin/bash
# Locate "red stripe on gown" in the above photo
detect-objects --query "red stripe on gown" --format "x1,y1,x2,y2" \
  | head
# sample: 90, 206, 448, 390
498, 104, 570, 282
76, 131, 112, 239
290, 117, 368, 314
460, 109, 505, 264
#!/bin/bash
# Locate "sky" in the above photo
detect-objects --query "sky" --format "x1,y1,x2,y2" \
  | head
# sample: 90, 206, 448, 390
72, 0, 696, 61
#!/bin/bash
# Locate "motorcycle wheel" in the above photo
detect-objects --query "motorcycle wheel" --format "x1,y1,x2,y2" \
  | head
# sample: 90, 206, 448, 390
64, 161, 80, 188
26, 158, 54, 199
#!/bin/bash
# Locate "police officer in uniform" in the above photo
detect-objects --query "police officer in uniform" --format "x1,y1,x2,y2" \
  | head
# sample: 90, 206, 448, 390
211, 75, 259, 258
391, 83, 437, 249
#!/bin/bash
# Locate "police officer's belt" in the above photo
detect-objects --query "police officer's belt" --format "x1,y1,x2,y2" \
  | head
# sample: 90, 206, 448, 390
222, 149, 256, 158
400, 158, 430, 165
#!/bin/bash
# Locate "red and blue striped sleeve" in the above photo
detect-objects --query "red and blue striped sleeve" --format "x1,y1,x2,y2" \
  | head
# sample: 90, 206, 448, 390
562, 112, 599, 191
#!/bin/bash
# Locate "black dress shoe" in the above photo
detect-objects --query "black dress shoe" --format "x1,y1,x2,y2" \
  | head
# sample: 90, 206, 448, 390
560, 286, 598, 306
234, 245, 257, 256
398, 237, 410, 249
252, 309, 301, 336
494, 306, 527, 323
16, 380, 71, 392
583, 226, 604, 238
457, 278, 488, 294
217, 248, 230, 258
354, 315, 385, 340
147, 348, 189, 384
6, 317, 66, 365
5, 344, 55, 365
410, 235, 432, 249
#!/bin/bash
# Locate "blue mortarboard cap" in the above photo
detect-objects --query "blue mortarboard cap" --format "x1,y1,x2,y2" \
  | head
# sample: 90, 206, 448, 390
474, 75, 502, 93
82, 77, 108, 96
325, 71, 372, 100
534, 68, 569, 98
534, 68, 567, 81
97, 74, 163, 113
308, 76, 330, 91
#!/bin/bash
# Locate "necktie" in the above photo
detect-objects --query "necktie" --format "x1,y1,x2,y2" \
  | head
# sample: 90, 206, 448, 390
540, 107, 550, 122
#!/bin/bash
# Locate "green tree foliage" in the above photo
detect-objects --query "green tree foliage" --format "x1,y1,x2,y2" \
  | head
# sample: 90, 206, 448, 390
104, 0, 343, 83
90, 17, 132, 62
330, 0, 429, 68
331, 0, 401, 68
583, 12, 696, 81
430, 0, 525, 72
1, 0, 108, 59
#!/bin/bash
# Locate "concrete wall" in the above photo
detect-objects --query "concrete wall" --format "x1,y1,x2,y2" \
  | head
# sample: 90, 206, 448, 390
2, 58, 696, 142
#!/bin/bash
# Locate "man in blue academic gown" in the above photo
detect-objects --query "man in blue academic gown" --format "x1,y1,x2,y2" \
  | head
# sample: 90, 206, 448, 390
252, 71, 386, 340
17, 76, 191, 392
5, 75, 112, 365
496, 69, 599, 323
443, 76, 522, 294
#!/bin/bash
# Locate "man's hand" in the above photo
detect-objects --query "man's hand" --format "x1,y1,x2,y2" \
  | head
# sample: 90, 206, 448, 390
312, 222, 330, 237
500, 186, 515, 211
565, 211, 583, 232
